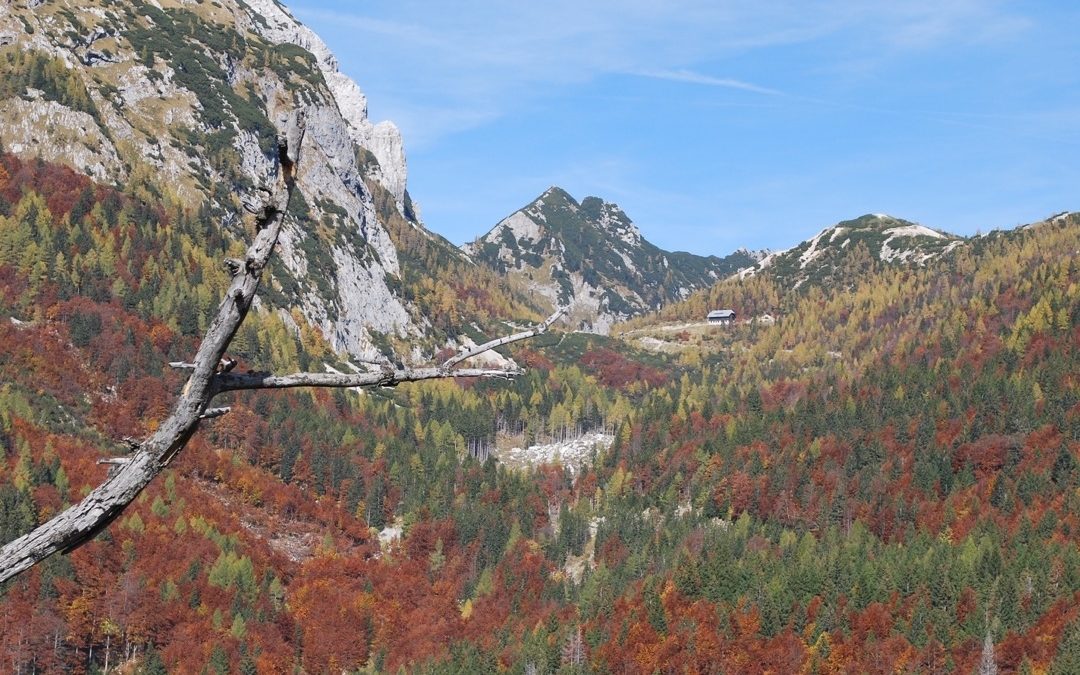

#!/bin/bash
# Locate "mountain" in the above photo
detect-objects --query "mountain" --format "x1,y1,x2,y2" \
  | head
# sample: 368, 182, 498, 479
0, 0, 525, 365
464, 187, 759, 332
737, 213, 963, 290
3, 150, 1078, 671
624, 211, 1075, 331
4, 1, 1080, 672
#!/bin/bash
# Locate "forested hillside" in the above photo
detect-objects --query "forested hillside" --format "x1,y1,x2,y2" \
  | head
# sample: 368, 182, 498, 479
1, 149, 1078, 672
0, 0, 544, 366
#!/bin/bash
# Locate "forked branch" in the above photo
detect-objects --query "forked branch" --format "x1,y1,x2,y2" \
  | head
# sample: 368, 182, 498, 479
0, 111, 558, 584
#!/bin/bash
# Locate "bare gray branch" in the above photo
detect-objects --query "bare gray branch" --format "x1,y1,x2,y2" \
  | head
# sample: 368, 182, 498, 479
441, 308, 564, 370
0, 110, 558, 585
0, 113, 305, 584
214, 367, 520, 393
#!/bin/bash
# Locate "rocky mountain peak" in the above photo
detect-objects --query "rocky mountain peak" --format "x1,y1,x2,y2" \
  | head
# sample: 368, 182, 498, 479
240, 0, 410, 208
579, 196, 642, 247
464, 187, 757, 333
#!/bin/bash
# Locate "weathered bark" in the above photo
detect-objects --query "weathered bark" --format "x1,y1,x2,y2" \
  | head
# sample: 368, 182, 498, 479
217, 367, 516, 392
0, 111, 557, 584
441, 311, 563, 369
214, 309, 563, 394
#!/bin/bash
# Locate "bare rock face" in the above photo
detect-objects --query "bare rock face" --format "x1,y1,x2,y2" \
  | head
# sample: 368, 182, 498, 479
358, 120, 409, 209
240, 0, 410, 208
0, 0, 431, 362
0, 98, 122, 183
276, 103, 411, 355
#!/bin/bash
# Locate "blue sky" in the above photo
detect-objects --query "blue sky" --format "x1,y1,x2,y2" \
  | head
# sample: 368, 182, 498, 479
291, 1, 1080, 254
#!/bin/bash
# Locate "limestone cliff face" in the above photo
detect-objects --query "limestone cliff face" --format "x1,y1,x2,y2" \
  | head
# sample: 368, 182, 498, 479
240, 0, 410, 208
0, 0, 427, 363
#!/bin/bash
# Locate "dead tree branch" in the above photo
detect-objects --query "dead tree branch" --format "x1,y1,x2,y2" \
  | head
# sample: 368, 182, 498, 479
216, 367, 520, 392
441, 309, 564, 370
0, 112, 304, 583
0, 111, 560, 585
213, 308, 566, 393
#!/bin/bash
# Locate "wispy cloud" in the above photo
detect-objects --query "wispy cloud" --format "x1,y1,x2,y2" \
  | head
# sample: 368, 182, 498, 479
875, 0, 1032, 49
288, 1, 1076, 254
633, 69, 782, 96
292, 0, 1035, 146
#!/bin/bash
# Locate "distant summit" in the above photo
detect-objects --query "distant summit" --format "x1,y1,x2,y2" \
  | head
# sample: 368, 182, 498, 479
464, 187, 758, 332
737, 214, 963, 290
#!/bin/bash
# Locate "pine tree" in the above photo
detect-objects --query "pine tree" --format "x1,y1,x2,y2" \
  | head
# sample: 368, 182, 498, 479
1051, 446, 1076, 486
137, 647, 168, 675
1051, 617, 1080, 675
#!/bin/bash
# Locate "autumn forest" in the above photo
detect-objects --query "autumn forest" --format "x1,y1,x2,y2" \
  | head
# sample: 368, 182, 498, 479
0, 147, 1077, 673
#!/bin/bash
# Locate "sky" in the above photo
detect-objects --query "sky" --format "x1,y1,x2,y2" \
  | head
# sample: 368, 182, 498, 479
290, 1, 1080, 255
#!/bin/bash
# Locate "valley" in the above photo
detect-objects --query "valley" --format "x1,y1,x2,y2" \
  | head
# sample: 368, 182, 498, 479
0, 1, 1077, 673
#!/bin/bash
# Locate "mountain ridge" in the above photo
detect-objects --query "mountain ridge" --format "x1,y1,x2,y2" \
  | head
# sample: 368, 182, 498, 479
464, 186, 759, 332
734, 212, 964, 290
